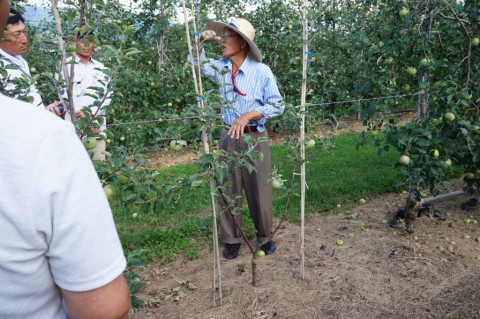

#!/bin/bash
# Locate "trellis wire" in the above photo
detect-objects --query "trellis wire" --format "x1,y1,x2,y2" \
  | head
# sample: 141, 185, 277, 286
106, 92, 417, 127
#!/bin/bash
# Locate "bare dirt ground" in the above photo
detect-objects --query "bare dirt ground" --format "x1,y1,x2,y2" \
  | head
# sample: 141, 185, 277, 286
132, 113, 480, 319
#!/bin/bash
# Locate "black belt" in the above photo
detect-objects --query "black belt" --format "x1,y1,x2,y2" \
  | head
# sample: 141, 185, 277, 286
243, 126, 258, 133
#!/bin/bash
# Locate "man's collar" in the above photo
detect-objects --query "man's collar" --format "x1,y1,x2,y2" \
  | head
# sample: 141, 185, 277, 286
75, 54, 97, 64
236, 55, 254, 73
0, 48, 27, 67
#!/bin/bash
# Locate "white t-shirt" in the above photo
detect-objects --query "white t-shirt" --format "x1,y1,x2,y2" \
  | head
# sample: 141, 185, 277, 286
0, 94, 126, 318
63, 55, 111, 135
0, 48, 44, 107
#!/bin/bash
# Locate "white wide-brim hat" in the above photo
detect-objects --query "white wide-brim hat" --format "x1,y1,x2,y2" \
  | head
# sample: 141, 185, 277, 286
206, 18, 262, 62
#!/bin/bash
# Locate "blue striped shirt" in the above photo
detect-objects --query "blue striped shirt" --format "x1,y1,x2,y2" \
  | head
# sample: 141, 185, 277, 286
200, 54, 284, 132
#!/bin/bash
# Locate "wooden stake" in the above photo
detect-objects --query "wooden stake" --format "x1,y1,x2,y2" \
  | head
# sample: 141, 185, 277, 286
181, 0, 222, 306
299, 0, 309, 280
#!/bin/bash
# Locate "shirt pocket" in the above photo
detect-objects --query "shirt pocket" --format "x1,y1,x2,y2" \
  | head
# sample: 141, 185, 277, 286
73, 74, 86, 97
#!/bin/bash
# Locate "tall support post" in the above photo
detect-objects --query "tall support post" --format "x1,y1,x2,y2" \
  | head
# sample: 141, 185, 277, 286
299, 0, 309, 279
182, 0, 222, 306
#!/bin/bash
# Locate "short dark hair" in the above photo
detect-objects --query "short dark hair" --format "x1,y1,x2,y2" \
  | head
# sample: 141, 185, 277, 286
7, 8, 24, 27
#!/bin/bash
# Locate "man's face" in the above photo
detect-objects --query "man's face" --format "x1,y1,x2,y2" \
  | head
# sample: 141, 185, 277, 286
0, 1, 10, 38
220, 28, 246, 59
0, 21, 27, 56
77, 40, 94, 59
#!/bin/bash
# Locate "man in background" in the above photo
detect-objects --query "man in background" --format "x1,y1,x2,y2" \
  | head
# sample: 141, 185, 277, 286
0, 0, 131, 317
0, 8, 63, 115
63, 32, 111, 160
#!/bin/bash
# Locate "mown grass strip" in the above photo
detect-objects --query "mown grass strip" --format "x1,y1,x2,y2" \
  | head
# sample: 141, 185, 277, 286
113, 132, 403, 261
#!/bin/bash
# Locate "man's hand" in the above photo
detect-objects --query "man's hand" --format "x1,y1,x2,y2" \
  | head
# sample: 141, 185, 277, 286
199, 30, 221, 43
228, 111, 264, 139
75, 110, 86, 119
45, 101, 65, 117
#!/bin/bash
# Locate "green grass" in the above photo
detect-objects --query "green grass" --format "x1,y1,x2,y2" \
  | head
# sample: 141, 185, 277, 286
271, 133, 403, 222
113, 132, 404, 261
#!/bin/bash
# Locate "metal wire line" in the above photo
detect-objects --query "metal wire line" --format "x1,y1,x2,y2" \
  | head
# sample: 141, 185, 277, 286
106, 93, 418, 127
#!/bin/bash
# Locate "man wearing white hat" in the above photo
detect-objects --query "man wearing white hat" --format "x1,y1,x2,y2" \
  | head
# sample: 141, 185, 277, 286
197, 18, 285, 259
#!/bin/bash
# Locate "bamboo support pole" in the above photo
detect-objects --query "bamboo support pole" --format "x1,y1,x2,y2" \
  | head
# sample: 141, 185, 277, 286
181, 0, 222, 306
299, 0, 309, 280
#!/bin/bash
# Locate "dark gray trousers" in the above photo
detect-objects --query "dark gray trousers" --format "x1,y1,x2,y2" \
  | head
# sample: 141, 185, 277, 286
218, 128, 273, 244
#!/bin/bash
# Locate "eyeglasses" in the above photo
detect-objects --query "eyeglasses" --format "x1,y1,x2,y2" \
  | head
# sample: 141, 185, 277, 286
220, 33, 241, 40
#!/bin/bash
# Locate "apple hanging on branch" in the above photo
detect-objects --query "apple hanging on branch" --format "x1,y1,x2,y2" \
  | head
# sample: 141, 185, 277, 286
399, 155, 410, 166
443, 112, 455, 122
305, 139, 316, 149
406, 67, 417, 76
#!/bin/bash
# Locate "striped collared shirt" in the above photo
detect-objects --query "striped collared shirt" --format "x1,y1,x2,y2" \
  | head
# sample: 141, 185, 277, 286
200, 54, 284, 132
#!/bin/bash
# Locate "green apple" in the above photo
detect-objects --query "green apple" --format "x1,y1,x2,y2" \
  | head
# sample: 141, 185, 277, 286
444, 112, 455, 121
120, 135, 126, 142
167, 102, 173, 107
30, 67, 37, 73
148, 60, 153, 65
444, 158, 452, 166
305, 139, 316, 149
399, 8, 409, 16
359, 198, 367, 204
402, 84, 411, 92
83, 137, 97, 150
272, 179, 283, 190
132, 213, 138, 218
407, 67, 417, 76
116, 174, 129, 184
103, 184, 115, 199
430, 149, 440, 158
466, 173, 476, 179
399, 155, 410, 165
170, 140, 183, 151
472, 37, 480, 46
419, 58, 430, 67
256, 250, 265, 257
384, 57, 393, 65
